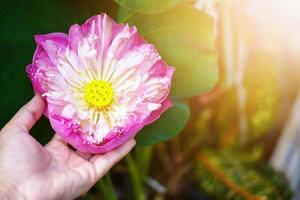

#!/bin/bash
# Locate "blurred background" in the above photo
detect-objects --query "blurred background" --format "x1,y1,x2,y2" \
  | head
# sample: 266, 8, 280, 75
1, 0, 300, 199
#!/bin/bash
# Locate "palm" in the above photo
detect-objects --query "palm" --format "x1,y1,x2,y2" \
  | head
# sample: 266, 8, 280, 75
0, 96, 135, 200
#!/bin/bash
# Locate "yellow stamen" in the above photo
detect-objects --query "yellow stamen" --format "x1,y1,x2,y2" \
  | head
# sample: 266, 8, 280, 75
84, 80, 113, 107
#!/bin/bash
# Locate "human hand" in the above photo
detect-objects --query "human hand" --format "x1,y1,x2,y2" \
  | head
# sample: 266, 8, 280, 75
0, 95, 135, 200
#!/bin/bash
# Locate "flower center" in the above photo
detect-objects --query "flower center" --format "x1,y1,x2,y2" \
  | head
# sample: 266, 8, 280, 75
84, 80, 113, 107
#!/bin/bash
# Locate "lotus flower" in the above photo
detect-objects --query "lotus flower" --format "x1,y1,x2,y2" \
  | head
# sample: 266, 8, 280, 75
26, 14, 174, 153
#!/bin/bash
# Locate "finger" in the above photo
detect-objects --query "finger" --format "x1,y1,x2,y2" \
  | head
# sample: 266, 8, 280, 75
46, 133, 66, 146
90, 139, 136, 178
76, 150, 93, 161
45, 134, 72, 158
46, 134, 93, 161
50, 134, 66, 144
3, 95, 45, 132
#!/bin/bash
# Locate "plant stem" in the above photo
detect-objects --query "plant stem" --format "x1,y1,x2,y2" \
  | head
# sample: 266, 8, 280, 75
97, 173, 118, 200
126, 154, 146, 200
136, 146, 153, 178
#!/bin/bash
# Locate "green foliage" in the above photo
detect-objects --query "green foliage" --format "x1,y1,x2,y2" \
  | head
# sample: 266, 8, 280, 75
117, 2, 219, 145
213, 87, 239, 148
196, 150, 292, 200
244, 53, 279, 139
193, 53, 279, 150
0, 0, 218, 146
97, 174, 118, 200
126, 146, 153, 200
114, 0, 192, 14
126, 155, 147, 200
121, 4, 218, 98
136, 101, 190, 146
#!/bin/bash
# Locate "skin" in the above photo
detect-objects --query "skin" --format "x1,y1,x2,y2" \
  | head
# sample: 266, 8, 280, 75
0, 95, 136, 200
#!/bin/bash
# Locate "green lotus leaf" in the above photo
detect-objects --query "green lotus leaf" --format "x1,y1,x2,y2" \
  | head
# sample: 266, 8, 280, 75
122, 4, 218, 98
136, 100, 190, 146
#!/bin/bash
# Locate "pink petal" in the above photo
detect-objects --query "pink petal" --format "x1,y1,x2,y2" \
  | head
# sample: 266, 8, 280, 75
27, 13, 175, 154
144, 97, 173, 125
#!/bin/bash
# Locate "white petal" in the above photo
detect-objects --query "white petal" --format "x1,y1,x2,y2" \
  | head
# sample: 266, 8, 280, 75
61, 104, 76, 118
95, 115, 110, 142
137, 102, 161, 113
111, 44, 160, 87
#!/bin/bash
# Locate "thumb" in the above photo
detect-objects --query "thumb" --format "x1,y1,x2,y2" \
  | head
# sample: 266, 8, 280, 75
2, 95, 46, 133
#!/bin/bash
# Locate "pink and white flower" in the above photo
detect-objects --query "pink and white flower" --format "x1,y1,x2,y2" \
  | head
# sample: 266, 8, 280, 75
26, 14, 174, 153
